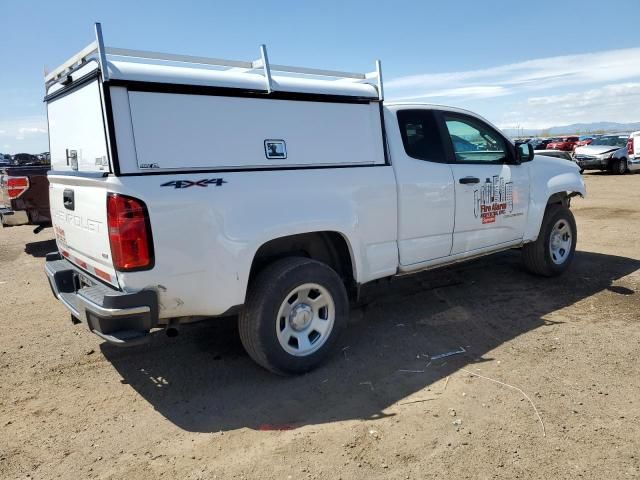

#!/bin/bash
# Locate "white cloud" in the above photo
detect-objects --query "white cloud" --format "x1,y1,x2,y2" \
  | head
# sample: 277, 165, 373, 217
0, 117, 48, 153
527, 82, 640, 107
386, 47, 640, 129
0, 117, 47, 134
386, 47, 640, 101
18, 126, 47, 134
393, 85, 510, 101
493, 82, 640, 130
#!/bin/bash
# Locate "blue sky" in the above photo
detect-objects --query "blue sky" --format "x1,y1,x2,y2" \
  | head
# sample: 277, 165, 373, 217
1, 0, 639, 153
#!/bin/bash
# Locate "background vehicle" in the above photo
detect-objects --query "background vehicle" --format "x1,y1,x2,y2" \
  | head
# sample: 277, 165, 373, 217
11, 153, 39, 166
628, 131, 640, 171
574, 134, 635, 174
534, 149, 574, 162
43, 25, 585, 374
547, 136, 579, 151
575, 135, 599, 148
0, 165, 51, 228
528, 138, 553, 150
11, 152, 50, 166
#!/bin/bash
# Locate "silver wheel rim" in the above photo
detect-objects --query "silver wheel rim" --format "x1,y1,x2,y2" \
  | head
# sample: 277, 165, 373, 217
549, 219, 572, 265
276, 283, 335, 357
619, 160, 626, 174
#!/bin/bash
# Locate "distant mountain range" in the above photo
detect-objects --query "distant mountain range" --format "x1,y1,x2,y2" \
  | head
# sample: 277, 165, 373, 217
503, 121, 640, 137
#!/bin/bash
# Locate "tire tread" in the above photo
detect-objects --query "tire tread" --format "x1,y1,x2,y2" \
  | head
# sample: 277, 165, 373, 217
522, 204, 576, 277
239, 257, 346, 375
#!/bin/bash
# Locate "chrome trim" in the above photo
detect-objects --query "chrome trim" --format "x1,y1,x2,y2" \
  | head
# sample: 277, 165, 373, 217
60, 295, 81, 318
77, 294, 150, 318
45, 261, 149, 320
44, 263, 79, 316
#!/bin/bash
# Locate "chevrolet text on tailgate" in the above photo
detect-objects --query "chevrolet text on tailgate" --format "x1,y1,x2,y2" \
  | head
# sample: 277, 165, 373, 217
44, 24, 585, 374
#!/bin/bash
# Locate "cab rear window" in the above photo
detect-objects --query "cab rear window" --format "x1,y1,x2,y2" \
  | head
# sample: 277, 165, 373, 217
397, 110, 447, 162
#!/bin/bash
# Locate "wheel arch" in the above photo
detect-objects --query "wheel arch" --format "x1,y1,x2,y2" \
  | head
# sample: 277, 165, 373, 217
247, 231, 359, 298
524, 170, 585, 242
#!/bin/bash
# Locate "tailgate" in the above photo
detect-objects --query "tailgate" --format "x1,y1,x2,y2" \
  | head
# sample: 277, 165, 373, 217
49, 178, 118, 287
47, 74, 118, 286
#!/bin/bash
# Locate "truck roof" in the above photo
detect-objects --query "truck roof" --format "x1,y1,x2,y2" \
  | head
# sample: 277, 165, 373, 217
45, 24, 382, 101
385, 102, 508, 138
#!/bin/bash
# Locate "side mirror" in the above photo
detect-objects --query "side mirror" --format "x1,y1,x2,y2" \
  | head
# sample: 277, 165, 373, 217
515, 142, 534, 163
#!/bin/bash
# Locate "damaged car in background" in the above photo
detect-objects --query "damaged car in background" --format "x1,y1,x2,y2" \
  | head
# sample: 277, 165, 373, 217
574, 134, 637, 175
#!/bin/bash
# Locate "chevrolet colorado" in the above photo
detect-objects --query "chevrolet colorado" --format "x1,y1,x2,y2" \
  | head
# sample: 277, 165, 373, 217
43, 24, 585, 374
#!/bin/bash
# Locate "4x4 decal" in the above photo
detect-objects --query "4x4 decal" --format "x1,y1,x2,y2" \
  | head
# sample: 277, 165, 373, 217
161, 178, 227, 189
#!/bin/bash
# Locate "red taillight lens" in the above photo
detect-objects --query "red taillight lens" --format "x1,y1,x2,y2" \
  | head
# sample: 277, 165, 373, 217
628, 138, 634, 155
107, 193, 154, 271
6, 176, 29, 199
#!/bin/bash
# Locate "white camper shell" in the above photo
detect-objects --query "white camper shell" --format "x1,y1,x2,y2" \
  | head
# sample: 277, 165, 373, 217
45, 26, 385, 175
45, 24, 585, 374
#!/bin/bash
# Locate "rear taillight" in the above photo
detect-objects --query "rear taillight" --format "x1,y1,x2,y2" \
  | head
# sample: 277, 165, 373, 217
628, 138, 634, 155
6, 176, 29, 199
106, 193, 154, 271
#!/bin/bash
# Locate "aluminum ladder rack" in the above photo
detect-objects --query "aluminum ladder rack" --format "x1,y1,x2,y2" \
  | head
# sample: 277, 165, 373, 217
45, 23, 384, 100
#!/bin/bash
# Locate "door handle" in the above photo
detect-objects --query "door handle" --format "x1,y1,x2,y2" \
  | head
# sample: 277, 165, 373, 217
459, 176, 480, 184
63, 189, 75, 211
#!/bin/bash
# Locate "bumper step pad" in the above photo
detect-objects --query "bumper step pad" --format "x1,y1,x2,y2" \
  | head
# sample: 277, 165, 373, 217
45, 254, 158, 346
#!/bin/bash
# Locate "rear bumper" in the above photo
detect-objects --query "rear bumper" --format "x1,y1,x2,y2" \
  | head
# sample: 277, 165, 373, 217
0, 207, 29, 226
45, 253, 159, 346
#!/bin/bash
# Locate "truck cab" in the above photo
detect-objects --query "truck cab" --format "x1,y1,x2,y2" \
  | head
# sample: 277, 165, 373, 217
43, 24, 585, 374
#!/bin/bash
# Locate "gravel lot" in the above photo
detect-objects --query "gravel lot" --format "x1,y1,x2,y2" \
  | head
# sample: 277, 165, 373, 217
1, 172, 639, 480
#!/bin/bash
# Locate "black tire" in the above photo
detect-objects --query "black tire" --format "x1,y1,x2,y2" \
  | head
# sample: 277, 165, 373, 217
612, 159, 627, 175
239, 257, 348, 375
522, 204, 577, 277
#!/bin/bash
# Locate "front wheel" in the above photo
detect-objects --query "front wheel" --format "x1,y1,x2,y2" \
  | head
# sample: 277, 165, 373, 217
239, 257, 348, 375
611, 159, 627, 175
522, 204, 577, 277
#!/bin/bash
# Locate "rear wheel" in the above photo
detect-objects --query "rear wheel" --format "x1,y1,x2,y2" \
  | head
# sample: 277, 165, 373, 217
522, 204, 577, 277
239, 257, 348, 375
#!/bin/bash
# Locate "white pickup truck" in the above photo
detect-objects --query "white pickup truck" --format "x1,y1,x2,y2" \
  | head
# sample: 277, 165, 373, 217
44, 25, 585, 374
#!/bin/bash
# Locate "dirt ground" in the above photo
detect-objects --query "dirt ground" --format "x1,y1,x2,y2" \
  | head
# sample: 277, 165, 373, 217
1, 172, 639, 480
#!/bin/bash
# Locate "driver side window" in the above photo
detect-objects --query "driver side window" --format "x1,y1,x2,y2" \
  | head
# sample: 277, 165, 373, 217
444, 115, 509, 164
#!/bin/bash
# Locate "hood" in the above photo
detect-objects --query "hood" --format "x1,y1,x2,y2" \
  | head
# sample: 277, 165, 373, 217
574, 144, 623, 156
533, 153, 579, 169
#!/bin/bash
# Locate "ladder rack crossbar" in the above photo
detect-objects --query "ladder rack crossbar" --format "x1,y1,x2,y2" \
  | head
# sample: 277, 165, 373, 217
107, 47, 254, 70
105, 47, 369, 80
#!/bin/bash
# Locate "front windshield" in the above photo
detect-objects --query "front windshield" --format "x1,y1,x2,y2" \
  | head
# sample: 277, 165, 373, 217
592, 135, 627, 147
